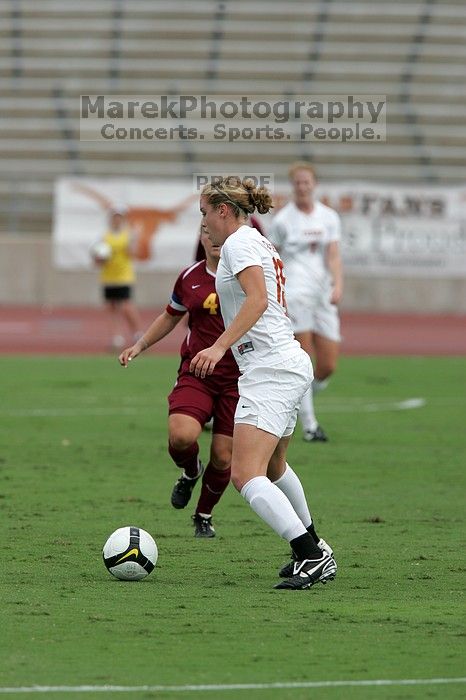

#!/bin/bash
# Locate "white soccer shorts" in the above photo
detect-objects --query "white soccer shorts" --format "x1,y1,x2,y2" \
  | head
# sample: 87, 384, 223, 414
234, 350, 313, 438
286, 292, 341, 341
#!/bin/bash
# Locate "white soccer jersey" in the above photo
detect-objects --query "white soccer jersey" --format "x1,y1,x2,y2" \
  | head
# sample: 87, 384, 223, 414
216, 225, 301, 372
268, 200, 341, 300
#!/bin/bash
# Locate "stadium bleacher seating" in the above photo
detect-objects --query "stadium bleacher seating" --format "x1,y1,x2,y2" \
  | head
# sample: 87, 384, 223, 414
1, 0, 465, 233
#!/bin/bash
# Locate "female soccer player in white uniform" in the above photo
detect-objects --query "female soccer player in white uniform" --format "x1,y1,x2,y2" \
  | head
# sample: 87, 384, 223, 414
269, 162, 343, 442
190, 177, 337, 590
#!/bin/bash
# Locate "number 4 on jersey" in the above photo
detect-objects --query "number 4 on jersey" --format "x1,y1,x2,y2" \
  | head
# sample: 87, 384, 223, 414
203, 292, 219, 315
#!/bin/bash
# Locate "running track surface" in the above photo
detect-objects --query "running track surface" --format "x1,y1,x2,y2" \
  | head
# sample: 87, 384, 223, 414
0, 306, 465, 355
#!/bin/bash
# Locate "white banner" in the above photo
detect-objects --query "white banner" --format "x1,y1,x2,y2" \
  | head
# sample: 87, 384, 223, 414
315, 182, 466, 278
53, 178, 466, 277
53, 178, 203, 271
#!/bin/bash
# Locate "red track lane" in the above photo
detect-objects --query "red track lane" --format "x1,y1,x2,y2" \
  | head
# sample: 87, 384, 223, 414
0, 306, 465, 356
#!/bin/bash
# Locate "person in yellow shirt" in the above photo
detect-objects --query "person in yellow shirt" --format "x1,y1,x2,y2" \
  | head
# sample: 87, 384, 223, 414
94, 208, 143, 350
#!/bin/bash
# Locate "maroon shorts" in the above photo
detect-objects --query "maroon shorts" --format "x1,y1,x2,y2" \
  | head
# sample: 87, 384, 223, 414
168, 371, 238, 437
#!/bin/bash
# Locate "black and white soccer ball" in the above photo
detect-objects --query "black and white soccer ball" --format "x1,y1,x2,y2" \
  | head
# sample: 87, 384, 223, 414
102, 526, 158, 581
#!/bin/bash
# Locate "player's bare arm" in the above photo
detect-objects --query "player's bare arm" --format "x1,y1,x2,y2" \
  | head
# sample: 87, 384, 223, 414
190, 265, 267, 378
327, 241, 343, 305
119, 311, 183, 367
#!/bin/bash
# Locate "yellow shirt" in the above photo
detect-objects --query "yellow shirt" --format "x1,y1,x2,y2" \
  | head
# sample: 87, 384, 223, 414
100, 229, 135, 285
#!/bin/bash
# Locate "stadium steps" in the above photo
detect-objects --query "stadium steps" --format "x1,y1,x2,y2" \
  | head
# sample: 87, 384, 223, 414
3, 121, 466, 148
1, 56, 465, 82
1, 38, 466, 64
0, 127, 466, 152
0, 0, 465, 232
2, 158, 464, 184
1, 77, 464, 98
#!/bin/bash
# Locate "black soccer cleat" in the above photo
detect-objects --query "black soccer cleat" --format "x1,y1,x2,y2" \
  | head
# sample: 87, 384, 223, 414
279, 538, 334, 578
279, 551, 298, 579
192, 513, 216, 538
170, 464, 204, 509
303, 425, 328, 442
274, 552, 337, 590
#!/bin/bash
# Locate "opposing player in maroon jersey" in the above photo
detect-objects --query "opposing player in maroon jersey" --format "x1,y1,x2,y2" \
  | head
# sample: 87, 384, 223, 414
194, 214, 266, 262
119, 231, 239, 537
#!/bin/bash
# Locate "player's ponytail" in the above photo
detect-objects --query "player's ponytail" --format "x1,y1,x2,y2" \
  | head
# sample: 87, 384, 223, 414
202, 176, 273, 218
241, 178, 273, 215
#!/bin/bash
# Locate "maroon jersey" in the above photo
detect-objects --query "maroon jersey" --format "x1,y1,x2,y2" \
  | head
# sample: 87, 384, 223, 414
166, 260, 239, 382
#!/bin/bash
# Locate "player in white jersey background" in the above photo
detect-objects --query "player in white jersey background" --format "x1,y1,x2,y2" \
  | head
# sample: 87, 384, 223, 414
269, 162, 343, 442
190, 176, 337, 590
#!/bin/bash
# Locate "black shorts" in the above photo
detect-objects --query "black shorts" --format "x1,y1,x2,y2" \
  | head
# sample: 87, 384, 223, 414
103, 285, 132, 301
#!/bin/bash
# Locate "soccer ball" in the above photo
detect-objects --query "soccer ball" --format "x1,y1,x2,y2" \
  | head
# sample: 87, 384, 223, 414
90, 240, 112, 262
102, 526, 158, 581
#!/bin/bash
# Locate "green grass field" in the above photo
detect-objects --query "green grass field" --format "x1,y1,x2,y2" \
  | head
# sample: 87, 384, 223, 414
1, 354, 465, 700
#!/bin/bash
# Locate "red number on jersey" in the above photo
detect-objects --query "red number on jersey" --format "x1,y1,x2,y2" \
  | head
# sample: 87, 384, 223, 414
273, 258, 286, 307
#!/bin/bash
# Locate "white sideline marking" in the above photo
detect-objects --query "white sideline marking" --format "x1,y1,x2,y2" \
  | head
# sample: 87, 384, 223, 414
0, 678, 465, 694
319, 397, 426, 413
0, 408, 138, 417
394, 398, 426, 410
354, 397, 426, 412
0, 398, 426, 418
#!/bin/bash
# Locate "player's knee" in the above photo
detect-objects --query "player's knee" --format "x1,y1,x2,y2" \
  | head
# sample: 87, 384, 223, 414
168, 414, 201, 449
315, 363, 335, 380
210, 450, 231, 471
168, 432, 194, 452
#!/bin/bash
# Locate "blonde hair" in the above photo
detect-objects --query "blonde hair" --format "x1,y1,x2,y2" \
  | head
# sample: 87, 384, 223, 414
288, 161, 317, 180
201, 176, 273, 217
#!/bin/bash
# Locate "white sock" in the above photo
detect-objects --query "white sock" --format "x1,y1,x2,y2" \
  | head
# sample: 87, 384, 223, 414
312, 378, 329, 394
240, 476, 307, 542
298, 387, 318, 432
273, 463, 312, 530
